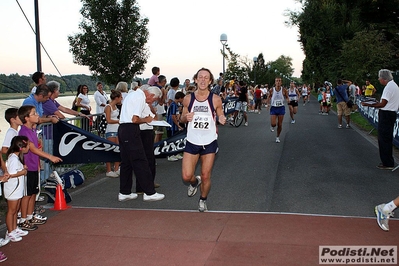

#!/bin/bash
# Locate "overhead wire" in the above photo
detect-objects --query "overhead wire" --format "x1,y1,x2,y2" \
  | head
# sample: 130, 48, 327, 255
15, 0, 76, 94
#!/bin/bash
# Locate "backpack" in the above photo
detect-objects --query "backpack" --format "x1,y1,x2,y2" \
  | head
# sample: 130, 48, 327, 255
42, 179, 72, 204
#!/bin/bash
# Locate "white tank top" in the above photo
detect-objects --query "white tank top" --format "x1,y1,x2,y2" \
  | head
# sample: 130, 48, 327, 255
271, 87, 285, 107
105, 104, 120, 133
187, 93, 217, 145
288, 88, 298, 101
302, 87, 308, 95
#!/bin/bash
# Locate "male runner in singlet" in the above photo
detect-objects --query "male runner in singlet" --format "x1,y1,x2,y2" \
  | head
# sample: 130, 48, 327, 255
268, 77, 289, 143
180, 68, 226, 212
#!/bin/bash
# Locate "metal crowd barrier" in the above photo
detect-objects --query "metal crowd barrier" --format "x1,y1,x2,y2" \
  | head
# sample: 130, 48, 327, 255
38, 113, 104, 183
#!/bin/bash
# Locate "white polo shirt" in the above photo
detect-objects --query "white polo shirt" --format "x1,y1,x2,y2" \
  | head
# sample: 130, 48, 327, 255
119, 89, 146, 124
381, 80, 399, 111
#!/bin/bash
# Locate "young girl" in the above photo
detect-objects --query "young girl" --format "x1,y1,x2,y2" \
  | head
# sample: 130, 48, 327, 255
5, 136, 30, 242
104, 90, 122, 177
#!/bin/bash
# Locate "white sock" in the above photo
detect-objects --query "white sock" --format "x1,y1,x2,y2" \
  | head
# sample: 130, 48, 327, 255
383, 201, 397, 213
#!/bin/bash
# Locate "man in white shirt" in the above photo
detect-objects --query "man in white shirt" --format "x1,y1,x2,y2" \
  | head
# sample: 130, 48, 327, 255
362, 69, 399, 169
118, 86, 165, 202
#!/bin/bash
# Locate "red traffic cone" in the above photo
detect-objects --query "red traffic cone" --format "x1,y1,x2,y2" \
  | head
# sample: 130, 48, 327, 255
50, 184, 71, 211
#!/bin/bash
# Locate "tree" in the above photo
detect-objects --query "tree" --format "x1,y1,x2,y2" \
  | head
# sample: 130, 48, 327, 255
68, 0, 149, 85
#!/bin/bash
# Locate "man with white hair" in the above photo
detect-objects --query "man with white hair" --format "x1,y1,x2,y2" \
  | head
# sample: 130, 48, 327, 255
362, 69, 399, 170
118, 85, 165, 202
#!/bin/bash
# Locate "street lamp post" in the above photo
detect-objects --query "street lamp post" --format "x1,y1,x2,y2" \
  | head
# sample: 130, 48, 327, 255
253, 56, 258, 85
220, 34, 228, 75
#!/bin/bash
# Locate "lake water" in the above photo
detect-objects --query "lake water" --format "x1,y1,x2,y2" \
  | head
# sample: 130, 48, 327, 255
0, 95, 97, 142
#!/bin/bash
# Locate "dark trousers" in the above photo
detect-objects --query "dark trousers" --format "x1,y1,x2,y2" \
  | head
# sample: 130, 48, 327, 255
118, 123, 156, 195
136, 130, 156, 193
378, 110, 397, 167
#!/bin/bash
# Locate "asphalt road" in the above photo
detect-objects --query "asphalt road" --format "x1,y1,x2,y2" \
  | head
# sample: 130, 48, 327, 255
68, 97, 399, 218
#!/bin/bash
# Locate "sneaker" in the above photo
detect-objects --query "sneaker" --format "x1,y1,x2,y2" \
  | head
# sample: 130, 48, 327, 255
375, 204, 391, 231
244, 122, 248, 126
338, 125, 343, 129
143, 192, 165, 202
291, 119, 295, 124
258, 111, 261, 115
36, 195, 45, 202
376, 164, 394, 170
0, 238, 10, 247
15, 227, 28, 237
318, 111, 322, 115
198, 199, 208, 212
276, 137, 280, 143
106, 171, 119, 178
0, 251, 7, 262
175, 154, 183, 160
118, 192, 138, 202
18, 220, 38, 231
33, 213, 48, 221
115, 169, 120, 176
168, 155, 178, 162
5, 231, 22, 242
29, 217, 46, 225
270, 126, 275, 132
188, 176, 202, 197
346, 124, 350, 129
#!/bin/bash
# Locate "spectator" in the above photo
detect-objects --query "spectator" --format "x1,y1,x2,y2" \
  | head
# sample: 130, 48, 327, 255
104, 90, 122, 178
115, 81, 128, 104
334, 79, 351, 129
30, 71, 46, 94
43, 81, 85, 119
361, 69, 399, 169
118, 85, 165, 202
75, 85, 91, 130
22, 84, 59, 125
364, 79, 376, 97
148, 67, 160, 86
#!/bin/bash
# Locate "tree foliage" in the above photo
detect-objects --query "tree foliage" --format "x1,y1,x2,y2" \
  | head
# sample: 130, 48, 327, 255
287, 0, 399, 88
68, 0, 149, 85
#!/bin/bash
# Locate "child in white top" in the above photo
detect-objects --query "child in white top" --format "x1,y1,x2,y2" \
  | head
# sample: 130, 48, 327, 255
5, 136, 30, 242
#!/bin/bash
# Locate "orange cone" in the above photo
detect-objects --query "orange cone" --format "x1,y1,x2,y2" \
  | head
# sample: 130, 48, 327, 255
50, 184, 71, 211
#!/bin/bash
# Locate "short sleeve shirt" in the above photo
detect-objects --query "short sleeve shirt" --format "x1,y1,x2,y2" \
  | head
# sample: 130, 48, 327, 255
18, 125, 39, 171
42, 99, 60, 116
22, 94, 43, 117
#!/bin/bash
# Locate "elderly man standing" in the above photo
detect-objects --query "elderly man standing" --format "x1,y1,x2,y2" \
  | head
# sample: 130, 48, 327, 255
118, 86, 165, 202
362, 69, 399, 169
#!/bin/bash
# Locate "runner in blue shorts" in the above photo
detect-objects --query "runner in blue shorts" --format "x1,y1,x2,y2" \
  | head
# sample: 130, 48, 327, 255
268, 77, 289, 143
180, 68, 226, 212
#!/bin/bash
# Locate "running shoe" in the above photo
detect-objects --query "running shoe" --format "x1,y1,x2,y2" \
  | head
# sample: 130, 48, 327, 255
346, 124, 350, 129
5, 231, 22, 242
33, 213, 48, 221
291, 120, 295, 124
270, 126, 275, 132
18, 220, 38, 231
175, 154, 183, 160
106, 171, 119, 178
338, 125, 343, 129
29, 217, 46, 225
0, 251, 7, 262
168, 155, 178, 162
276, 137, 280, 143
199, 199, 208, 212
188, 176, 201, 197
375, 204, 392, 231
0, 238, 10, 247
244, 122, 248, 126
143, 192, 165, 202
15, 227, 29, 237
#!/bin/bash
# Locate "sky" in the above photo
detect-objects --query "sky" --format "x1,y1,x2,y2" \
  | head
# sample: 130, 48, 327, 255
0, 0, 305, 84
